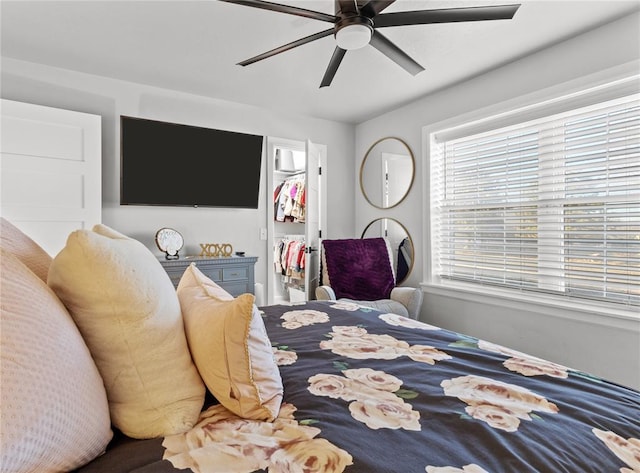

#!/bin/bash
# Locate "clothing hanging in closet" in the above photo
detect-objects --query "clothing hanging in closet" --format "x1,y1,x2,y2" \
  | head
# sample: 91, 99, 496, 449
274, 237, 306, 282
274, 174, 306, 223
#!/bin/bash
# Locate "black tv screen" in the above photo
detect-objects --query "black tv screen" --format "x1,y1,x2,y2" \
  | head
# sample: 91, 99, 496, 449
120, 116, 264, 208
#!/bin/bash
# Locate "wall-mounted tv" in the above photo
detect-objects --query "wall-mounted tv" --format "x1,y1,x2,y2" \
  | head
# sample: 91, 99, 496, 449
120, 116, 264, 209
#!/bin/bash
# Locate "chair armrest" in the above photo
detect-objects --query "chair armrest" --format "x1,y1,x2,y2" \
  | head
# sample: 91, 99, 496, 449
315, 285, 337, 301
390, 287, 424, 320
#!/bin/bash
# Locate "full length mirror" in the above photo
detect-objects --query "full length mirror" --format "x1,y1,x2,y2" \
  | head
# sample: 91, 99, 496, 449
360, 137, 415, 209
361, 218, 414, 284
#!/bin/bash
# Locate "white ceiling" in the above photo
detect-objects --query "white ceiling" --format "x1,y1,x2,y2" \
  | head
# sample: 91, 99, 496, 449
2, 0, 639, 124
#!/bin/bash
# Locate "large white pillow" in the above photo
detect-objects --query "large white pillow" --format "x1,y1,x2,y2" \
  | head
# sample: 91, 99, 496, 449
177, 263, 283, 421
0, 249, 112, 472
47, 224, 205, 439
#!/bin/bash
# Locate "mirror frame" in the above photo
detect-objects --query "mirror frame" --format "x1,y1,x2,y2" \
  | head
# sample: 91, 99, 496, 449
361, 217, 414, 284
359, 137, 415, 210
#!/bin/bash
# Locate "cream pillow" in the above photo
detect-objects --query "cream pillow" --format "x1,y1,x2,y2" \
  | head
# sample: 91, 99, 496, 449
0, 217, 52, 282
47, 224, 205, 439
0, 249, 112, 472
177, 263, 283, 421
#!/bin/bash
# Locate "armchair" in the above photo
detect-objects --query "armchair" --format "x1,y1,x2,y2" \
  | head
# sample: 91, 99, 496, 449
315, 237, 423, 319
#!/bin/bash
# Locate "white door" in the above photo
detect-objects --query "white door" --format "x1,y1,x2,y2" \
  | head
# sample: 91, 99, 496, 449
0, 100, 101, 256
304, 139, 322, 300
382, 152, 413, 207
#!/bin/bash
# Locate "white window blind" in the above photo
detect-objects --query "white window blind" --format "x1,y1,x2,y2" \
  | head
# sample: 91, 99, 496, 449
431, 93, 640, 308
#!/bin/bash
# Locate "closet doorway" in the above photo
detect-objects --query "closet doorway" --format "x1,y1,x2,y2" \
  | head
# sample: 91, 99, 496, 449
266, 137, 326, 305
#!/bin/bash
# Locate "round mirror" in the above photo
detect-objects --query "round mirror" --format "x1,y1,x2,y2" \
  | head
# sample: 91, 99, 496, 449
360, 137, 415, 209
361, 218, 414, 284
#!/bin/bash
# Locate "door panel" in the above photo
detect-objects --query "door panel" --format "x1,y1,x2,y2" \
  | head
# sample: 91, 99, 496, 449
305, 139, 320, 300
1, 100, 101, 256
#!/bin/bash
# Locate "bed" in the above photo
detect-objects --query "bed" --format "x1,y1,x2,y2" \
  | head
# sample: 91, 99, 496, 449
75, 300, 640, 473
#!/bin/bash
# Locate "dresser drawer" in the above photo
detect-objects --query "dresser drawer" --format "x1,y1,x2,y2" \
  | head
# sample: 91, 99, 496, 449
200, 267, 223, 282
160, 256, 257, 296
223, 267, 247, 281
220, 281, 252, 296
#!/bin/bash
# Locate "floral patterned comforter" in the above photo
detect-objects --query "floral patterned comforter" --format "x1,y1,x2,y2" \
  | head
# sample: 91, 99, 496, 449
78, 301, 640, 473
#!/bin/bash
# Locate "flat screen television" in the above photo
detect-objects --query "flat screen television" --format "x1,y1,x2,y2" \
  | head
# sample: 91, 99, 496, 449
120, 116, 264, 208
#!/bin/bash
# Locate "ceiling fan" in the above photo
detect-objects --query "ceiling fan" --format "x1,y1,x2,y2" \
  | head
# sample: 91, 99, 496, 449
220, 0, 521, 87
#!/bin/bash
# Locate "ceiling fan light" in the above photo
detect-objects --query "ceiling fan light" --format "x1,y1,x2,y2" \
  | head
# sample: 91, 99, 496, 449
335, 24, 372, 50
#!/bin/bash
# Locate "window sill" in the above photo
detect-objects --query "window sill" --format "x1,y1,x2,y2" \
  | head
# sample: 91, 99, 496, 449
421, 280, 639, 330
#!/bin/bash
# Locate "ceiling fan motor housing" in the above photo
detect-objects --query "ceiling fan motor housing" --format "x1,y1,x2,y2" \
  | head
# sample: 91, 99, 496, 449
334, 16, 373, 50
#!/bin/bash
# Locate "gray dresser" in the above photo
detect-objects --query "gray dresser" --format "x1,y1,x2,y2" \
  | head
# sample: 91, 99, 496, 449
160, 256, 257, 296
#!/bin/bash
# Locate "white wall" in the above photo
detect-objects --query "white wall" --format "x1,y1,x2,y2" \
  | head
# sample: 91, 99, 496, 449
354, 12, 640, 389
1, 57, 356, 291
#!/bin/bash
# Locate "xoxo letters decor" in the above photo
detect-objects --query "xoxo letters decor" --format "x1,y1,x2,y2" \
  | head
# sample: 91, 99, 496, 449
199, 243, 233, 257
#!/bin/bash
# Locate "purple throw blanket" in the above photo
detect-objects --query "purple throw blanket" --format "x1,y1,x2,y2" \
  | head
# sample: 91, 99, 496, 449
322, 238, 395, 301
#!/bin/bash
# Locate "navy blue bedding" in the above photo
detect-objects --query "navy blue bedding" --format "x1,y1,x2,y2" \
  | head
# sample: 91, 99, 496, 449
77, 301, 640, 473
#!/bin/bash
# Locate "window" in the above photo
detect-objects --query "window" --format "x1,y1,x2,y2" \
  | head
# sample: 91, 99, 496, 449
430, 89, 640, 309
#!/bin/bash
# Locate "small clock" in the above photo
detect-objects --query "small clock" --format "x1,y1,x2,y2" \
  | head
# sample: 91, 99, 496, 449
155, 228, 184, 260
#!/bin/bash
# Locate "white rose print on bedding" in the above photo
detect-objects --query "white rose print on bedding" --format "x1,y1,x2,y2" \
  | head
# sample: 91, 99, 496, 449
272, 345, 298, 366
320, 325, 451, 365
379, 313, 441, 331
280, 309, 330, 329
308, 368, 421, 431
269, 438, 353, 473
329, 301, 362, 311
592, 428, 640, 473
162, 402, 353, 473
477, 340, 569, 379
342, 367, 403, 392
426, 465, 490, 473
449, 335, 576, 380
441, 375, 559, 432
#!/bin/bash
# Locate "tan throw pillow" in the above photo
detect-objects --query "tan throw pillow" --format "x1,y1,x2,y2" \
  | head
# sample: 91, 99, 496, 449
0, 217, 52, 282
0, 249, 112, 472
177, 263, 283, 421
47, 224, 205, 439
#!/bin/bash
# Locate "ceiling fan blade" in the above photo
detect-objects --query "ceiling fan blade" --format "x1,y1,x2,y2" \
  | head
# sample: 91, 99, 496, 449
238, 28, 334, 66
374, 4, 520, 28
219, 0, 337, 23
359, 0, 395, 18
337, 0, 358, 16
320, 47, 347, 88
369, 30, 424, 76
